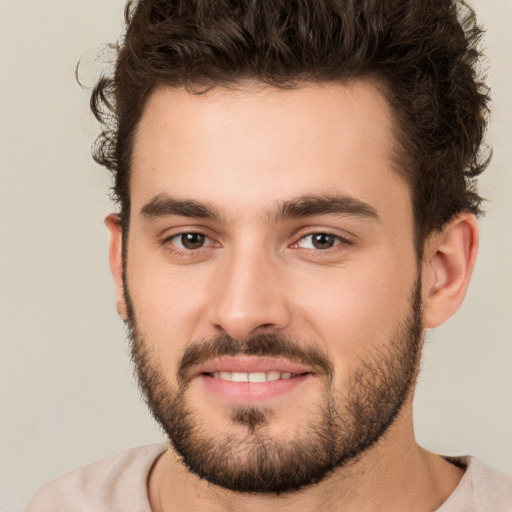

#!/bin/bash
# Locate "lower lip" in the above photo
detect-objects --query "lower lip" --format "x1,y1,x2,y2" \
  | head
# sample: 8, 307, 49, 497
198, 374, 312, 404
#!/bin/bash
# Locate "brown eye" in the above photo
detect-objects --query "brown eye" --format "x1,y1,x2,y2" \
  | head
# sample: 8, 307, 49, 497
180, 233, 206, 249
294, 233, 343, 250
311, 233, 337, 249
165, 232, 208, 251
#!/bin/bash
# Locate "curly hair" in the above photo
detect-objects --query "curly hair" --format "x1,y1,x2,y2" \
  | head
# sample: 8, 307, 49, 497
91, 0, 490, 249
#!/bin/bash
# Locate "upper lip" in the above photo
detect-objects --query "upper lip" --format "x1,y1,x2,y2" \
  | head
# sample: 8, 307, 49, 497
196, 356, 314, 376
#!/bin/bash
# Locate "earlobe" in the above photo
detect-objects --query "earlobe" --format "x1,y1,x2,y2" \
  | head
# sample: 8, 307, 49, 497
422, 213, 479, 329
105, 213, 128, 321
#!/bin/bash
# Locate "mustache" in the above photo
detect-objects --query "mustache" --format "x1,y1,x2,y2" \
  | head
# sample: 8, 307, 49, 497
177, 333, 334, 386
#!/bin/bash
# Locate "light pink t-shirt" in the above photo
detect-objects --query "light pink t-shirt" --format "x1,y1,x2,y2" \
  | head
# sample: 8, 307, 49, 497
26, 444, 512, 511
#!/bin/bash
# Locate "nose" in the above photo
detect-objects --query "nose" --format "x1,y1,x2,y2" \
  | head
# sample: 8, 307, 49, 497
209, 246, 291, 340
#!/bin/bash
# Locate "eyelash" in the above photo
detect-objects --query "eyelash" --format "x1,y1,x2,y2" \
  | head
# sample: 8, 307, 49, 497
291, 232, 349, 251
161, 230, 351, 258
162, 231, 217, 254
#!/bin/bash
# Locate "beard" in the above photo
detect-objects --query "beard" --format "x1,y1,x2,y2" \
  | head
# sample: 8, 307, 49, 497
124, 277, 423, 495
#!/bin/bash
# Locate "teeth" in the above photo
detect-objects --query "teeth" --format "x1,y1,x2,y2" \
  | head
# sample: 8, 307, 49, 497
231, 372, 247, 382
266, 371, 281, 381
211, 371, 298, 382
248, 372, 267, 383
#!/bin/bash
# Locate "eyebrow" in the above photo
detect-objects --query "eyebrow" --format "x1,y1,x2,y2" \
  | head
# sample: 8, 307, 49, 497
272, 193, 379, 222
139, 192, 379, 223
140, 194, 222, 221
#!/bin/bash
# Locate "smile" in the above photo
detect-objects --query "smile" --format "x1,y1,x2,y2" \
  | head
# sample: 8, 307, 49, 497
206, 371, 301, 382
194, 356, 316, 403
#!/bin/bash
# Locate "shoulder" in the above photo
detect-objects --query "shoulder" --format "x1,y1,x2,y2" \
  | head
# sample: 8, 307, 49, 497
468, 457, 512, 510
439, 456, 512, 512
25, 444, 167, 512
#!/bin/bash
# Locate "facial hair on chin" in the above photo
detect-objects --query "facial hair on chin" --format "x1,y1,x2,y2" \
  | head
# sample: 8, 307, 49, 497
124, 276, 423, 495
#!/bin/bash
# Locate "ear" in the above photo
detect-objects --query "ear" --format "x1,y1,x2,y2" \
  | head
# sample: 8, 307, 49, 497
105, 213, 128, 321
422, 213, 479, 329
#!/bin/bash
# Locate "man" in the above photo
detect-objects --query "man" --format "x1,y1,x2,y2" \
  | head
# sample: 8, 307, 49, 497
27, 0, 512, 510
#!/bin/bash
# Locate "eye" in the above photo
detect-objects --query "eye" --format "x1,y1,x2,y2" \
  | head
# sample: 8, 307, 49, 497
295, 233, 344, 250
167, 232, 213, 250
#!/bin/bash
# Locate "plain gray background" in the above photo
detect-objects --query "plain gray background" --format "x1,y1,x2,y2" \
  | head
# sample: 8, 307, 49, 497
1, 1, 511, 510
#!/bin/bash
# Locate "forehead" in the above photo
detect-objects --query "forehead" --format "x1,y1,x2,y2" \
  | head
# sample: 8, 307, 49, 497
130, 80, 410, 224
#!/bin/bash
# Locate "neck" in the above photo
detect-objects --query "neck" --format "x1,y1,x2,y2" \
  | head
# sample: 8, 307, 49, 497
148, 408, 463, 512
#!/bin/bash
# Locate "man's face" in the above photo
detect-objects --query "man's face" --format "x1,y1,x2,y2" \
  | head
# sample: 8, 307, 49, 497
120, 81, 423, 493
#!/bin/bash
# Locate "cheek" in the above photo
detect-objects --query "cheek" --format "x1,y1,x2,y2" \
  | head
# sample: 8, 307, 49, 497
292, 258, 417, 360
125, 252, 214, 371
131, 275, 207, 328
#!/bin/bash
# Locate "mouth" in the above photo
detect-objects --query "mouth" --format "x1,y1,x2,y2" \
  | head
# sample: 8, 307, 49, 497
195, 356, 315, 404
204, 371, 305, 382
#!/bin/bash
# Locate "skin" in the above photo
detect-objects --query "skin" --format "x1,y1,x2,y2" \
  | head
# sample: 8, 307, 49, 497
106, 80, 479, 511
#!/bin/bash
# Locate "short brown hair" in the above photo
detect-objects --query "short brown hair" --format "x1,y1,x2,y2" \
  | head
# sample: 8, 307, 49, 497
91, 0, 490, 248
